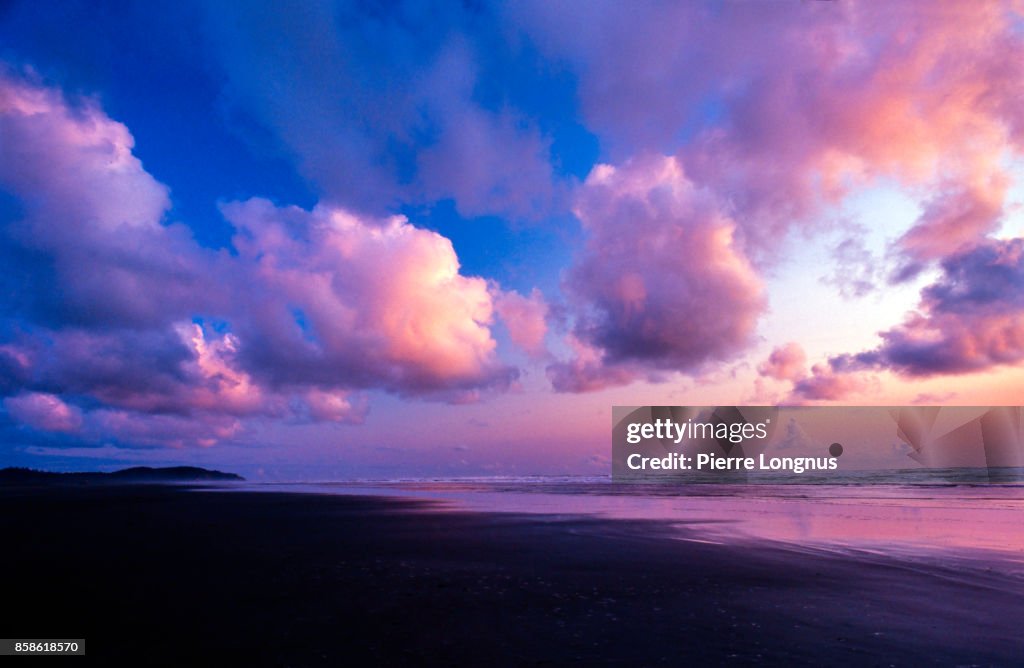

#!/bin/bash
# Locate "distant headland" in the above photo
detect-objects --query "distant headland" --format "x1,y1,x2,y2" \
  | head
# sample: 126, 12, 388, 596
0, 466, 244, 484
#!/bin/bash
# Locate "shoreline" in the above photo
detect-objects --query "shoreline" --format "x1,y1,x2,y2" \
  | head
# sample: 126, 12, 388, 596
3, 484, 1023, 665
224, 479, 1024, 565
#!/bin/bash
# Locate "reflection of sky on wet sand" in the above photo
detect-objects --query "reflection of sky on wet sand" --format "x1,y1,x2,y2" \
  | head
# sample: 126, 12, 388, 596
239, 480, 1024, 568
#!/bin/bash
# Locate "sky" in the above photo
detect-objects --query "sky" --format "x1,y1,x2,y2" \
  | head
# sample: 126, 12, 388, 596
1, 1, 1023, 480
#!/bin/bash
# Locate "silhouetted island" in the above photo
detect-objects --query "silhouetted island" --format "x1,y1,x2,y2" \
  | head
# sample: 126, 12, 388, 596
0, 465, 244, 484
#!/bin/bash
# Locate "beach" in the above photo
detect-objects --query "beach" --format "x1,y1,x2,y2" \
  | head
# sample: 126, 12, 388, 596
2, 482, 1023, 665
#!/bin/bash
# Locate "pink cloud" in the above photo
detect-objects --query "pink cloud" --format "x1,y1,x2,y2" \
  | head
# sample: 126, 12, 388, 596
548, 155, 766, 391
516, 2, 1024, 392
787, 238, 1024, 397
0, 69, 169, 231
832, 238, 1024, 377
223, 198, 515, 397
897, 179, 1009, 265
792, 364, 875, 402
759, 343, 808, 382
515, 2, 1024, 260
0, 72, 516, 448
0, 70, 225, 330
4, 392, 82, 433
495, 288, 549, 359
860, 312, 1024, 377
303, 389, 368, 424
88, 409, 243, 450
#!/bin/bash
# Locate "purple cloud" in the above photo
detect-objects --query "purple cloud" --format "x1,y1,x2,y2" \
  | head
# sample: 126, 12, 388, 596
4, 393, 82, 433
759, 343, 808, 383
494, 288, 550, 360
0, 68, 222, 330
0, 71, 520, 447
792, 364, 876, 402
514, 1, 1024, 259
809, 238, 1024, 383
548, 156, 765, 391
519, 2, 1024, 392
202, 2, 558, 220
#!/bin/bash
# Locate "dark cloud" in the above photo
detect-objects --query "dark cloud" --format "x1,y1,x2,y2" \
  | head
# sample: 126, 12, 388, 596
816, 238, 1024, 380
923, 238, 1024, 314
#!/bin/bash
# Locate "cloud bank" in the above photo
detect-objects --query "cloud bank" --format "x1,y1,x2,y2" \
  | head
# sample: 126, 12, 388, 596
0, 71, 515, 447
525, 1, 1024, 391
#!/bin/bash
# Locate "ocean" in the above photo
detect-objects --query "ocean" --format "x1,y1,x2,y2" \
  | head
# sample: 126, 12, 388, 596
233, 468, 1024, 575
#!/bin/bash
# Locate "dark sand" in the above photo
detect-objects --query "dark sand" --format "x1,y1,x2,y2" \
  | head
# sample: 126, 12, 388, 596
2, 485, 1022, 666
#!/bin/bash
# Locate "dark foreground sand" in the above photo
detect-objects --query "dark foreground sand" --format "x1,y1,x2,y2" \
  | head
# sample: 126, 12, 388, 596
1, 485, 1022, 666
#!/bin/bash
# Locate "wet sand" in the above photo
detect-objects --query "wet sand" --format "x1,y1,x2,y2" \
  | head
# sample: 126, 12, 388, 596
2, 484, 1022, 665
